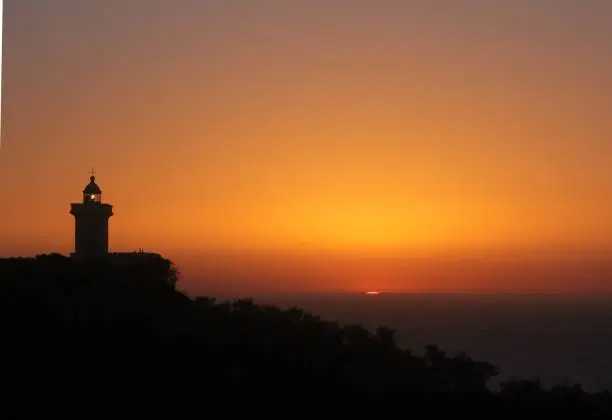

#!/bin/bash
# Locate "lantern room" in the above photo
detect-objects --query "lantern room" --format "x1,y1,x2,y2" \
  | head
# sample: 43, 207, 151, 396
83, 175, 102, 204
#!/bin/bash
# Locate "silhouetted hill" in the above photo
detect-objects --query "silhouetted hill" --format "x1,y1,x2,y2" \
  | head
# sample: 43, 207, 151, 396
1, 254, 611, 419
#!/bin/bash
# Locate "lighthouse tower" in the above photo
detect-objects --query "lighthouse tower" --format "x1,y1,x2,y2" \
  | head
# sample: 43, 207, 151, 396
70, 172, 113, 259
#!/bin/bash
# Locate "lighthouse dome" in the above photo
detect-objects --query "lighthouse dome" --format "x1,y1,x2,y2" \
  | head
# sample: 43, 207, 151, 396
83, 176, 102, 194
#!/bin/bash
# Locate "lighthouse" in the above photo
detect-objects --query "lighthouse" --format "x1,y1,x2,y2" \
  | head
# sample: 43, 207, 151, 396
70, 171, 113, 259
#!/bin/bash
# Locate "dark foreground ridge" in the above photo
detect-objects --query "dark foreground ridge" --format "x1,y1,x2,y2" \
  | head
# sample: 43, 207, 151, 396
2, 254, 611, 419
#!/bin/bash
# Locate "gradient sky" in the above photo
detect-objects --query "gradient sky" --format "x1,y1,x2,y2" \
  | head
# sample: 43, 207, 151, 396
2, 1, 612, 294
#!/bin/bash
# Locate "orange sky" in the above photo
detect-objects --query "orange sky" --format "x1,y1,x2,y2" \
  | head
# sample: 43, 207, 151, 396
1, 1, 612, 294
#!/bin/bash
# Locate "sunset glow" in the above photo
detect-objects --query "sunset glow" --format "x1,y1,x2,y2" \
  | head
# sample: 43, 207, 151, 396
2, 1, 612, 294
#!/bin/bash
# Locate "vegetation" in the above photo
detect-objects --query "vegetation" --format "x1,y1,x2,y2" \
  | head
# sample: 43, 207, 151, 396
1, 254, 611, 419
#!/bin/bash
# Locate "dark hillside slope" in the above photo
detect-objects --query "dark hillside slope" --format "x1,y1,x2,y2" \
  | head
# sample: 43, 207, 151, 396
1, 254, 611, 419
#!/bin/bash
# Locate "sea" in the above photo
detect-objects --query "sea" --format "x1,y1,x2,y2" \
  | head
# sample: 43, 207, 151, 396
224, 292, 612, 392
